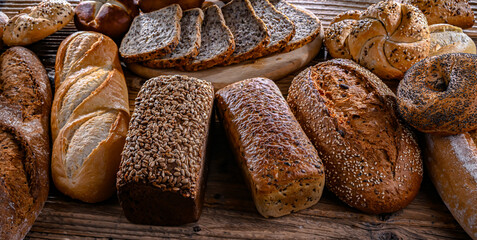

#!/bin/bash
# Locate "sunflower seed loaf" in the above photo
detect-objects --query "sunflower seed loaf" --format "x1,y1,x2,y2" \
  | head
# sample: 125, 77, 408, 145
221, 0, 270, 65
181, 5, 235, 71
142, 8, 204, 69
117, 75, 214, 226
249, 0, 295, 57
119, 4, 182, 63
270, 0, 322, 52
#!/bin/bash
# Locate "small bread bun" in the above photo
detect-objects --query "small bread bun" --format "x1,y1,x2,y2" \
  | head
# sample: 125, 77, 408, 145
0, 12, 8, 47
429, 24, 476, 56
138, 0, 205, 13
74, 0, 139, 39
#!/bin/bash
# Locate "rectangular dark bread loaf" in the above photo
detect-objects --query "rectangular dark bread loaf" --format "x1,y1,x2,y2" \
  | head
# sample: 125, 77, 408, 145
287, 59, 422, 214
0, 47, 52, 240
117, 75, 214, 225
216, 78, 325, 218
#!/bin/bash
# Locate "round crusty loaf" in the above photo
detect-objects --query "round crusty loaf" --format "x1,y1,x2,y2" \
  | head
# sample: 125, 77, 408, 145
2, 0, 74, 46
0, 12, 8, 47
288, 59, 423, 214
74, 0, 139, 39
429, 24, 476, 56
398, 53, 477, 135
409, 0, 475, 29
324, 0, 430, 80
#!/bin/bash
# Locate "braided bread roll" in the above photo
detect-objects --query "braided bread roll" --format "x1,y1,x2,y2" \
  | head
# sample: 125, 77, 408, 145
51, 31, 130, 203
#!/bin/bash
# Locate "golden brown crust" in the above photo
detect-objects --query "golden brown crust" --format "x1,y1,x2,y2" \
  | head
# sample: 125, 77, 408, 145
409, 0, 475, 29
139, 0, 205, 12
0, 47, 52, 240
429, 24, 476, 56
288, 59, 422, 214
0, 12, 8, 47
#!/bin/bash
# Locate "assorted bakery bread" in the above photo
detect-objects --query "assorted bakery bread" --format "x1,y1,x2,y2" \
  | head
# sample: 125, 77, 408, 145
288, 59, 423, 214
2, 0, 74, 46
51, 31, 130, 203
216, 78, 325, 217
117, 75, 214, 225
0, 47, 52, 240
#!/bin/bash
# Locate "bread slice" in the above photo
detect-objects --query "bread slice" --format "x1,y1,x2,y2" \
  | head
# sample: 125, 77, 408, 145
142, 8, 204, 68
181, 5, 235, 71
249, 0, 295, 57
270, 0, 322, 52
221, 0, 270, 65
119, 4, 182, 63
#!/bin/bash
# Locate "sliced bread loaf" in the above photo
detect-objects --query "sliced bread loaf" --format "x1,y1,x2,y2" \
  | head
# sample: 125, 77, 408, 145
182, 5, 235, 71
119, 4, 182, 63
142, 8, 204, 68
249, 0, 295, 57
221, 0, 270, 65
270, 0, 322, 52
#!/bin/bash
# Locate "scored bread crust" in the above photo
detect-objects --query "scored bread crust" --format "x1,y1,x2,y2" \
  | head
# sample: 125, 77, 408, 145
142, 8, 204, 69
119, 4, 182, 63
287, 59, 423, 214
409, 0, 475, 29
429, 24, 476, 56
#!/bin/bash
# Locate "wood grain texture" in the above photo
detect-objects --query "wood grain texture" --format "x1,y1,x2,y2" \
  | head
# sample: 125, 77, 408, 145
0, 0, 476, 239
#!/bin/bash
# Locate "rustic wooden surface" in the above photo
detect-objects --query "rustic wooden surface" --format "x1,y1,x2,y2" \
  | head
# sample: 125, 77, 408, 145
0, 0, 476, 239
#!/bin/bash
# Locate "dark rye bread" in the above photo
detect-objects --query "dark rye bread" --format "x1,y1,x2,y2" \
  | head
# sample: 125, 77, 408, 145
221, 0, 270, 65
142, 8, 204, 69
249, 0, 295, 57
287, 59, 423, 214
216, 78, 325, 218
181, 5, 234, 71
270, 0, 322, 52
119, 4, 182, 63
117, 75, 214, 225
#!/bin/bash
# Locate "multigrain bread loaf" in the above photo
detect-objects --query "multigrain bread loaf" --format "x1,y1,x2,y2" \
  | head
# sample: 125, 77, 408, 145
249, 0, 295, 57
409, 0, 475, 29
0, 47, 52, 240
0, 12, 8, 47
117, 75, 214, 225
221, 0, 270, 65
287, 59, 423, 214
216, 78, 325, 218
270, 0, 322, 52
429, 24, 476, 56
2, 0, 74, 46
324, 0, 430, 80
120, 4, 182, 62
142, 8, 204, 69
52, 31, 130, 203
424, 133, 477, 240
182, 5, 235, 71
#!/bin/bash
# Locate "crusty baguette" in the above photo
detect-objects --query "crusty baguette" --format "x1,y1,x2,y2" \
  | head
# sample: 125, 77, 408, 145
216, 78, 325, 218
0, 47, 52, 240
51, 31, 130, 203
424, 133, 477, 240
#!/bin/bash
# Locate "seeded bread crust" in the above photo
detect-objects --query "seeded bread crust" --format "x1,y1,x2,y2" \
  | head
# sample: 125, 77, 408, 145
181, 5, 235, 71
409, 0, 475, 29
119, 4, 182, 63
270, 0, 322, 53
142, 8, 204, 69
249, 0, 295, 58
221, 0, 270, 65
117, 75, 214, 225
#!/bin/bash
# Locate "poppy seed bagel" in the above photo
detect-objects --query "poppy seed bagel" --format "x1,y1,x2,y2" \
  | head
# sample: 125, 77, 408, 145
397, 53, 477, 135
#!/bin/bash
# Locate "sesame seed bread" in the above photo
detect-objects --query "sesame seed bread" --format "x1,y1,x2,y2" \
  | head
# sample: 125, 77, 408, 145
429, 24, 476, 56
287, 59, 423, 214
181, 5, 235, 71
249, 0, 295, 57
142, 8, 204, 69
2, 0, 74, 46
270, 0, 322, 53
221, 0, 270, 65
117, 75, 214, 225
119, 4, 182, 63
216, 78, 325, 218
408, 0, 475, 29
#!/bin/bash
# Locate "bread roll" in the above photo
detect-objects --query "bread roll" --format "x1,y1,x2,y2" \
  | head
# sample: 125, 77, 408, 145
216, 78, 325, 218
409, 0, 475, 29
117, 75, 214, 225
0, 12, 8, 47
424, 133, 477, 240
2, 0, 74, 46
0, 47, 52, 240
51, 31, 130, 203
429, 24, 476, 56
288, 59, 423, 214
139, 0, 205, 13
74, 0, 139, 39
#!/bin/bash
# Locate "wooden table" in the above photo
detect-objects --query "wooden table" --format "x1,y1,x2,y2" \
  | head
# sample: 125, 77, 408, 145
1, 0, 476, 239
